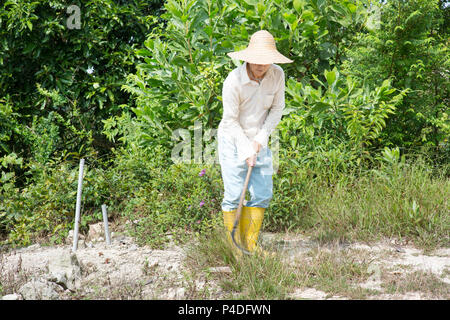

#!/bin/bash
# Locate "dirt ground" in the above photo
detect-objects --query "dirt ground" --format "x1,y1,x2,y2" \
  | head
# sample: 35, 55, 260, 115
1, 231, 449, 300
260, 232, 449, 300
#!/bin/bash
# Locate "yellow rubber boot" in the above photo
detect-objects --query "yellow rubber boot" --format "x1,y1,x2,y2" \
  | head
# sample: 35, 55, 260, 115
222, 210, 243, 256
240, 206, 265, 253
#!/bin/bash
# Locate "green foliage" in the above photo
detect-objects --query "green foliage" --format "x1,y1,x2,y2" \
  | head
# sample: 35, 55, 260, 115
0, 146, 223, 247
1, 160, 109, 246
341, 0, 449, 151
0, 97, 20, 154
118, 0, 375, 154
0, 152, 23, 197
120, 0, 446, 167
0, 0, 164, 170
267, 154, 449, 248
123, 163, 224, 248
1, 144, 447, 249
120, 0, 234, 151
0, 0, 448, 250
282, 67, 408, 172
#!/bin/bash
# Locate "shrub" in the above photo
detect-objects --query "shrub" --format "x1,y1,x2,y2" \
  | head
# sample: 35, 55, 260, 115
122, 163, 224, 248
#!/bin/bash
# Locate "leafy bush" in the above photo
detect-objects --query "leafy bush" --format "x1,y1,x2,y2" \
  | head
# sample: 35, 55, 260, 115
122, 163, 224, 248
280, 67, 408, 174
341, 0, 449, 152
0, 145, 222, 247
0, 0, 164, 174
1, 160, 110, 246
117, 0, 376, 155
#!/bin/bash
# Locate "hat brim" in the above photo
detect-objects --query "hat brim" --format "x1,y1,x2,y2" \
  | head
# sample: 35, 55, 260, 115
227, 49, 293, 64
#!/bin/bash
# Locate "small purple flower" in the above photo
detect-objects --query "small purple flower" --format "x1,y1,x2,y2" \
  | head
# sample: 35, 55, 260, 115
187, 205, 191, 210
199, 200, 205, 207
199, 169, 206, 177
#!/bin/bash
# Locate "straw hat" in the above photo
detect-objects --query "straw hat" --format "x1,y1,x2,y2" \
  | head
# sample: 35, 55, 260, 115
227, 30, 293, 64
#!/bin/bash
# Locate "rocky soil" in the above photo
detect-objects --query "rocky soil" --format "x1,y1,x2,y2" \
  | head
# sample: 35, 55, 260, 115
1, 224, 449, 300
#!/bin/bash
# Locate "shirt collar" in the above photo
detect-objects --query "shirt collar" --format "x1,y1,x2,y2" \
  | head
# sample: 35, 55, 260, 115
240, 62, 252, 85
240, 62, 274, 85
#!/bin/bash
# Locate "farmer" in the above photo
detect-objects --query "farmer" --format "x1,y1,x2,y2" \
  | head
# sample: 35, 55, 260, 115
217, 30, 292, 254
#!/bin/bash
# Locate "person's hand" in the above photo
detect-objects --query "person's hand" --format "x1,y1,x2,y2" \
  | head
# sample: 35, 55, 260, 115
252, 141, 262, 154
246, 141, 261, 167
246, 154, 257, 167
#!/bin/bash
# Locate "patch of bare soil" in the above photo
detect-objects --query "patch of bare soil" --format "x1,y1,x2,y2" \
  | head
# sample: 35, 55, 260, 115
261, 232, 449, 300
1, 230, 448, 300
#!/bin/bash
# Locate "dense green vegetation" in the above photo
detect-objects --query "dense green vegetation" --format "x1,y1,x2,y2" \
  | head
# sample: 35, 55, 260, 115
0, 0, 448, 249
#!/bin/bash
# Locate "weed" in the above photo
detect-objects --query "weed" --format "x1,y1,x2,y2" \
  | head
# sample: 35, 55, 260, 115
381, 269, 449, 298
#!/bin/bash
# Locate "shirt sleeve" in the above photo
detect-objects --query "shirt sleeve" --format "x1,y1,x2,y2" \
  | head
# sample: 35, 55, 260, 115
253, 70, 285, 148
221, 74, 256, 162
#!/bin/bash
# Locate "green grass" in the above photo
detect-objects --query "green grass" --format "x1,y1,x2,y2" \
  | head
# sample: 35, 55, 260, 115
291, 247, 375, 299
267, 157, 449, 250
186, 227, 299, 300
381, 269, 449, 298
186, 228, 385, 299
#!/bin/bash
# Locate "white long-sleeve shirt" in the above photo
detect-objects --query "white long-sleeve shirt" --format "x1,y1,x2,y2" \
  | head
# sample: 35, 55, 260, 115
218, 62, 286, 161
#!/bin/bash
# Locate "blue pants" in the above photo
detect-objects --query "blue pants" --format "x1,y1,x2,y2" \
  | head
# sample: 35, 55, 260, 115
218, 134, 273, 211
